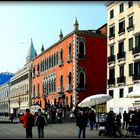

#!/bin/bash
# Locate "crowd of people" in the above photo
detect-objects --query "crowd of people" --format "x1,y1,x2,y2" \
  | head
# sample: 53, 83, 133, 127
6, 104, 140, 138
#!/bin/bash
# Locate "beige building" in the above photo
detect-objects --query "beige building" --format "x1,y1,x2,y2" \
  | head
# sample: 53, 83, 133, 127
10, 39, 36, 115
106, 1, 140, 114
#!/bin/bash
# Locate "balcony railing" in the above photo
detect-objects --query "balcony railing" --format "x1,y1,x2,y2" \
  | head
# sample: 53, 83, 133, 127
109, 34, 115, 39
118, 28, 125, 34
132, 47, 140, 55
32, 73, 35, 78
117, 51, 126, 60
58, 87, 64, 93
127, 24, 134, 30
67, 55, 72, 63
35, 71, 39, 76
108, 78, 115, 85
108, 55, 115, 62
117, 76, 126, 84
132, 74, 140, 81
65, 84, 73, 92
58, 59, 63, 66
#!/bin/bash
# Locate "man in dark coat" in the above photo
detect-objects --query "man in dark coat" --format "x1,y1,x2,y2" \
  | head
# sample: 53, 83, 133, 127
76, 110, 88, 138
89, 110, 96, 130
34, 108, 48, 138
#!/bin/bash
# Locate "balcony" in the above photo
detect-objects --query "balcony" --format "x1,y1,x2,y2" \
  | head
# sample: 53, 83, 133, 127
32, 73, 35, 78
117, 76, 126, 84
108, 78, 115, 85
108, 55, 115, 63
132, 47, 140, 55
58, 87, 64, 93
127, 24, 134, 31
77, 84, 87, 91
117, 52, 126, 60
58, 59, 63, 67
109, 34, 115, 39
65, 84, 73, 92
67, 55, 72, 63
118, 29, 125, 35
35, 71, 39, 76
132, 74, 140, 81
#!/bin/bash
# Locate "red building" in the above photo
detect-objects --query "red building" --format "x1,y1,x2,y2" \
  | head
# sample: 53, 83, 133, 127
32, 19, 107, 110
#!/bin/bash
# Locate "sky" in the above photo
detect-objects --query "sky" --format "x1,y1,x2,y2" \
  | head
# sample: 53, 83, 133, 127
0, 1, 107, 73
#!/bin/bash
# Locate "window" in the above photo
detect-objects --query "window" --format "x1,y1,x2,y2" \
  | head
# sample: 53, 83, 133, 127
119, 20, 125, 34
129, 38, 133, 51
37, 84, 40, 96
110, 9, 114, 19
109, 90, 113, 98
60, 49, 63, 60
120, 65, 124, 77
60, 75, 63, 88
135, 35, 140, 47
110, 46, 114, 56
128, 1, 133, 8
68, 72, 72, 85
79, 41, 85, 59
79, 72, 85, 88
119, 88, 124, 98
128, 87, 133, 93
109, 68, 115, 79
129, 63, 133, 76
119, 41, 124, 53
134, 62, 140, 76
109, 26, 115, 38
120, 3, 124, 13
128, 16, 133, 28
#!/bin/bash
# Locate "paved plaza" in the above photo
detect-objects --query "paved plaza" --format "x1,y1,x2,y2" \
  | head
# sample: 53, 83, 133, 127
0, 116, 131, 139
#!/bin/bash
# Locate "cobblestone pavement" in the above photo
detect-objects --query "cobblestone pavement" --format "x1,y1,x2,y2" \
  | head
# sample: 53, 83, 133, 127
0, 120, 131, 139
0, 115, 135, 139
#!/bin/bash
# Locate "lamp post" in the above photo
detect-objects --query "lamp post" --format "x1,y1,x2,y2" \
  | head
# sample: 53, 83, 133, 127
17, 96, 22, 114
8, 99, 10, 116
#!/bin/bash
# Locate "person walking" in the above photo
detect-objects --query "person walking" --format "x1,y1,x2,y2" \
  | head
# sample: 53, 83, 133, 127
20, 108, 35, 138
34, 108, 48, 138
76, 110, 88, 138
88, 109, 96, 130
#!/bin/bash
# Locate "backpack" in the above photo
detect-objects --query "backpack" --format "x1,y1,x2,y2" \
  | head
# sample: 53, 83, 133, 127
36, 115, 46, 126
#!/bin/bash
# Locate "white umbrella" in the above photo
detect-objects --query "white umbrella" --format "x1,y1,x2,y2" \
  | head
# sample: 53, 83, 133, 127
78, 94, 112, 108
30, 105, 41, 114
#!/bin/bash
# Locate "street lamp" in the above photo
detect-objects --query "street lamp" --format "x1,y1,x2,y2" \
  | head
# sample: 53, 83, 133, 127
8, 99, 10, 116
17, 96, 22, 114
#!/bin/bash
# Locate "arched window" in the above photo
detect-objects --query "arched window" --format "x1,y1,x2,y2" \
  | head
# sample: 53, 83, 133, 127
79, 72, 85, 88
46, 58, 48, 69
54, 54, 56, 66
69, 72, 72, 85
38, 84, 40, 96
56, 52, 58, 65
51, 79, 54, 93
33, 85, 35, 97
79, 41, 85, 59
60, 49, 63, 60
44, 58, 47, 70
69, 43, 72, 56
54, 78, 56, 92
60, 75, 63, 88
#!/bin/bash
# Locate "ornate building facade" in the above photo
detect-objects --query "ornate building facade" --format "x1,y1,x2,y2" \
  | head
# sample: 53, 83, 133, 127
9, 39, 36, 115
32, 19, 107, 111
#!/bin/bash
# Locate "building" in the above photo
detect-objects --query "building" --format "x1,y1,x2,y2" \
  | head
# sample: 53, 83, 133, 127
0, 72, 14, 85
106, 1, 140, 113
32, 18, 107, 112
9, 39, 36, 116
0, 82, 11, 116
